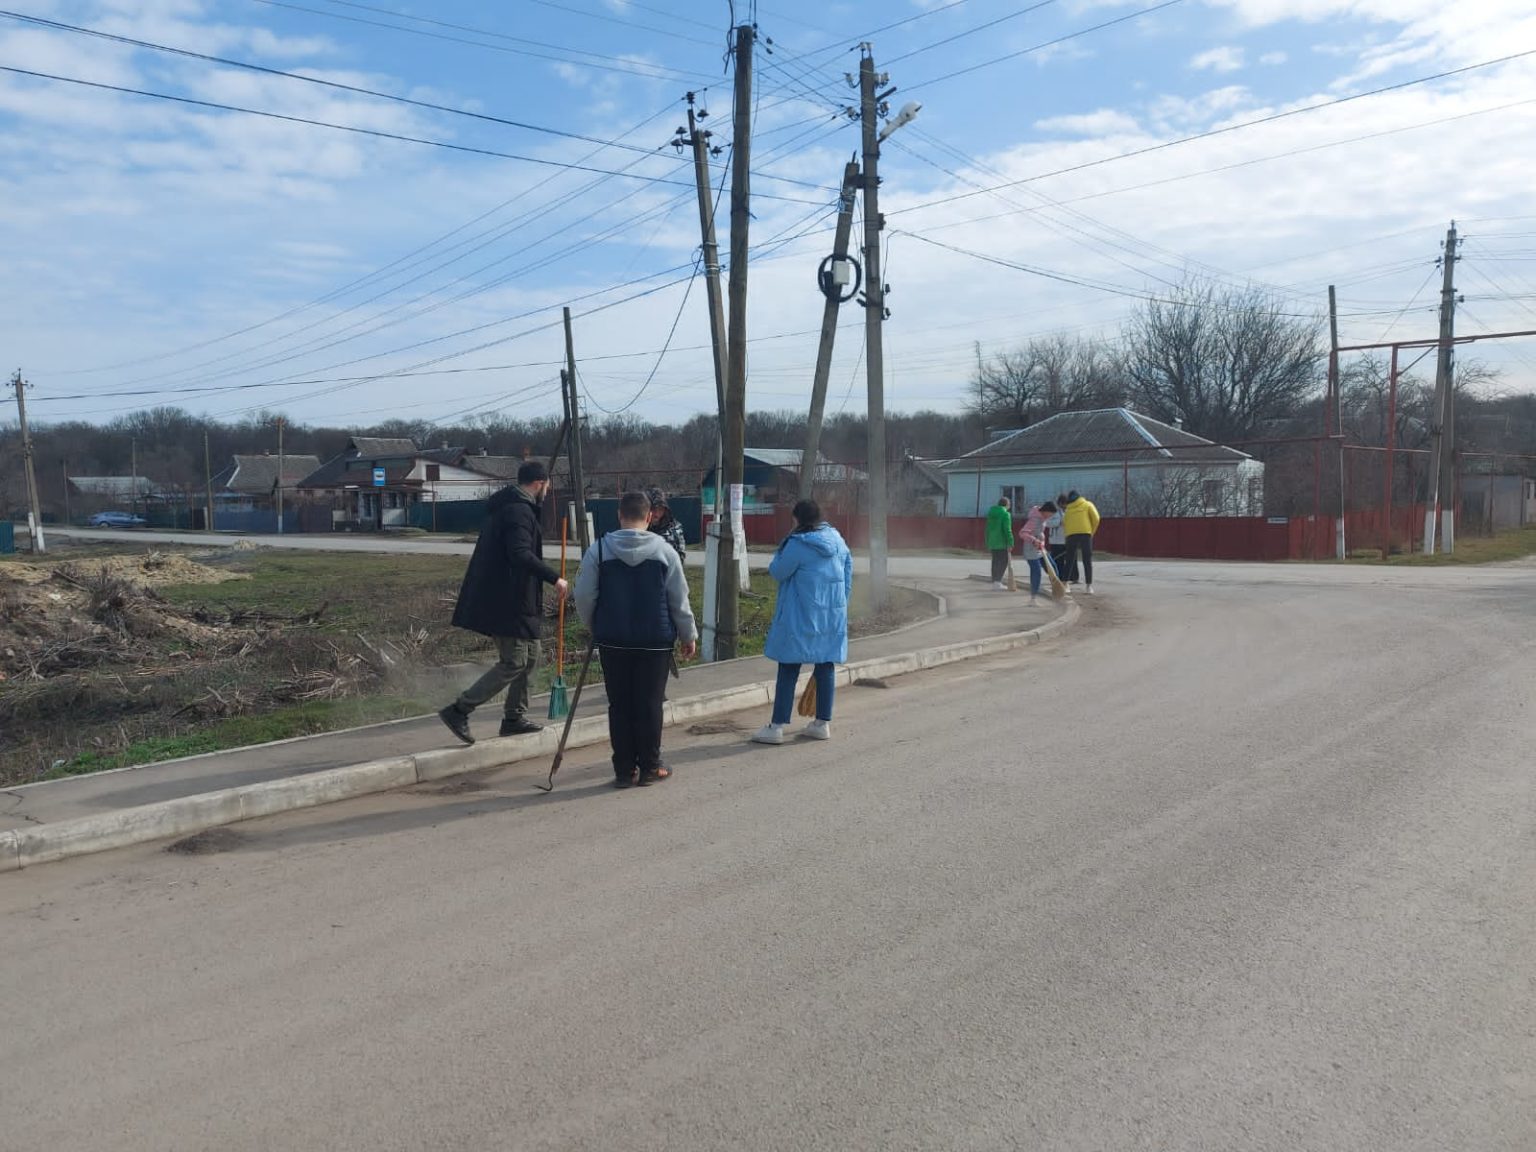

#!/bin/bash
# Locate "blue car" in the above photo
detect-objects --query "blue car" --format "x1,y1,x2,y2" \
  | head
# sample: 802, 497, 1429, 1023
88, 511, 148, 528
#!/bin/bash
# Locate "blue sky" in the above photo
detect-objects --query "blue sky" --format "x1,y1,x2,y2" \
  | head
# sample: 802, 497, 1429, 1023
4, 0, 1535, 429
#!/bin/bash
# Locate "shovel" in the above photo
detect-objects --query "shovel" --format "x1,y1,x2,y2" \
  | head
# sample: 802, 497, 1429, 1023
548, 517, 571, 720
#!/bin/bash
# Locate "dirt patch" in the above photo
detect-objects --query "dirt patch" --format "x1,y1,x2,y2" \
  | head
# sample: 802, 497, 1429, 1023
687, 718, 745, 735
415, 779, 490, 796
165, 827, 247, 855
854, 677, 891, 689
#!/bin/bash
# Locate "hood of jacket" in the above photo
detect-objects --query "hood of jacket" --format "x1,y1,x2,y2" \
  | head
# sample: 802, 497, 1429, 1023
599, 528, 675, 566
784, 524, 843, 557
490, 483, 539, 513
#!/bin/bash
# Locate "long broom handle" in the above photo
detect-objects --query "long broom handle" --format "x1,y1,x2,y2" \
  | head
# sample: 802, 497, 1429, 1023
557, 517, 567, 673
536, 638, 596, 792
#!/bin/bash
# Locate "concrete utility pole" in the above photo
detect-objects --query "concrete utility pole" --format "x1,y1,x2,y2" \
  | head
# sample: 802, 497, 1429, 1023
718, 22, 755, 660
131, 437, 139, 521
10, 370, 45, 552
1424, 222, 1460, 554
61, 457, 71, 527
801, 158, 862, 500
276, 417, 285, 535
681, 91, 733, 661
859, 47, 891, 608
1328, 285, 1345, 559
204, 429, 215, 532
562, 307, 591, 550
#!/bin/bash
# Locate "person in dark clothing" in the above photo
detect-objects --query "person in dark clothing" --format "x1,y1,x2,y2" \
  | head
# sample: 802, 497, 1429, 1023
645, 486, 687, 559
574, 491, 698, 788
438, 460, 567, 745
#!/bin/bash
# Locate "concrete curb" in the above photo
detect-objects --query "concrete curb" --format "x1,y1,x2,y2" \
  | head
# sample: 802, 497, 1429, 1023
0, 600, 1079, 873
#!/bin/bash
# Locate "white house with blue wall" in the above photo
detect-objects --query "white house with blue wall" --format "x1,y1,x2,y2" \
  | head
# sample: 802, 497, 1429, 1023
942, 408, 1264, 518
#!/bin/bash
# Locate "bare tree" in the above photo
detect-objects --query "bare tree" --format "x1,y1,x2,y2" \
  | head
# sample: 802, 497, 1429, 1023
970, 334, 1123, 426
1120, 278, 1324, 444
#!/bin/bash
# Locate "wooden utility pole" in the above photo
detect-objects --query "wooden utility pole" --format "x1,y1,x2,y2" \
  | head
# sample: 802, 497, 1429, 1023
1424, 222, 1459, 554
204, 429, 215, 532
718, 22, 755, 660
683, 90, 733, 661
276, 416, 286, 535
801, 158, 862, 499
859, 47, 891, 608
10, 371, 45, 552
1328, 285, 1345, 559
562, 307, 590, 550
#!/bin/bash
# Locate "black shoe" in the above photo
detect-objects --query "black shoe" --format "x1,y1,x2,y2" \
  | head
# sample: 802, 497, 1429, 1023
613, 772, 635, 790
636, 764, 672, 787
498, 717, 544, 737
438, 705, 474, 746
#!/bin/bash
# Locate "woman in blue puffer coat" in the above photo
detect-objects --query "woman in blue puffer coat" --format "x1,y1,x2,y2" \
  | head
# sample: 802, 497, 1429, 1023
752, 499, 854, 745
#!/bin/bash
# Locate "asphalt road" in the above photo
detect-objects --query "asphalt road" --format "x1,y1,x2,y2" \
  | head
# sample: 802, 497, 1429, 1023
3, 560, 1534, 1150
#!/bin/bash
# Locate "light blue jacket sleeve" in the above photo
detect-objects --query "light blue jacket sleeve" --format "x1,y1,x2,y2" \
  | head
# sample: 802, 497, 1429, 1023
768, 538, 802, 584
573, 541, 600, 628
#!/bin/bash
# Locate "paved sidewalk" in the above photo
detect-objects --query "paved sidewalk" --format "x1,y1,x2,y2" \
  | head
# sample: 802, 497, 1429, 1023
1, 578, 1063, 832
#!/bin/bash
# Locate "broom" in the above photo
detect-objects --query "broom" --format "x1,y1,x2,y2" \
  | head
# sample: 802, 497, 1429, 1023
796, 674, 817, 718
547, 517, 571, 720
1042, 551, 1068, 601
534, 638, 596, 793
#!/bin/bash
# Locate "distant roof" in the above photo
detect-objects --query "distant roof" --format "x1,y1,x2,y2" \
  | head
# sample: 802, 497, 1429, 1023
348, 437, 419, 459
460, 454, 572, 481
223, 454, 322, 494
905, 457, 950, 491
943, 408, 1251, 470
69, 476, 157, 497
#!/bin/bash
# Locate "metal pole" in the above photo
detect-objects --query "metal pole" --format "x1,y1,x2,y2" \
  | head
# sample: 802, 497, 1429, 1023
1384, 344, 1398, 554
1328, 285, 1345, 558
859, 46, 891, 609
276, 417, 285, 535
204, 429, 215, 532
801, 158, 861, 498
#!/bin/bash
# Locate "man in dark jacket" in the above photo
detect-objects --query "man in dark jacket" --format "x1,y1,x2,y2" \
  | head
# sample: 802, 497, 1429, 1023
438, 461, 567, 745
574, 490, 697, 788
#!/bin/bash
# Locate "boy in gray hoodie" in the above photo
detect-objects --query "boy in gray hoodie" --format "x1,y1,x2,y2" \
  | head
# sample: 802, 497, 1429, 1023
574, 490, 698, 788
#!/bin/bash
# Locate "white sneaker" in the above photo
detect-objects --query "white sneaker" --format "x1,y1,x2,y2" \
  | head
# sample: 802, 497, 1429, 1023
801, 719, 831, 741
1028, 596, 1039, 607
751, 723, 786, 745
992, 581, 1006, 590
1086, 585, 1096, 595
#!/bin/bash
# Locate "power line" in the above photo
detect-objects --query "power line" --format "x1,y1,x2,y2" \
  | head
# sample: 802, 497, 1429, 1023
0, 10, 687, 157
39, 101, 683, 378
885, 0, 1059, 66
579, 257, 701, 416
250, 0, 714, 84
905, 0, 1186, 91
895, 50, 1536, 216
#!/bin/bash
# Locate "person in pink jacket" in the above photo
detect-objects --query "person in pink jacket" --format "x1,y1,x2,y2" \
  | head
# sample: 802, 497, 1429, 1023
1017, 501, 1056, 606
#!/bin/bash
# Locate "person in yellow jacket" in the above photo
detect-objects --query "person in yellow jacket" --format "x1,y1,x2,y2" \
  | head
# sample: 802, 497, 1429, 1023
1060, 489, 1101, 594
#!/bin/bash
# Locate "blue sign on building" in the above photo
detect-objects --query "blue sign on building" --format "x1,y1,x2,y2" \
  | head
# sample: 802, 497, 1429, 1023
372, 467, 386, 487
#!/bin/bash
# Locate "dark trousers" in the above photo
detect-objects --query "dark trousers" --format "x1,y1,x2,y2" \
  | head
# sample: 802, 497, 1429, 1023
990, 548, 1011, 583
1049, 544, 1070, 582
771, 661, 835, 725
598, 646, 671, 780
1064, 533, 1094, 586
455, 636, 539, 720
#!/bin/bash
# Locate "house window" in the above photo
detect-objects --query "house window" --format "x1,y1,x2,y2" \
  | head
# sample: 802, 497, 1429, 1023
425, 464, 441, 482
1202, 478, 1224, 514
1002, 484, 1027, 510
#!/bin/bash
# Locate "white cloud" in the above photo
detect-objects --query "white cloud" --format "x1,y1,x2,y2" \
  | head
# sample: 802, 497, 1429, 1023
1259, 50, 1288, 65
1191, 45, 1246, 72
1034, 109, 1142, 135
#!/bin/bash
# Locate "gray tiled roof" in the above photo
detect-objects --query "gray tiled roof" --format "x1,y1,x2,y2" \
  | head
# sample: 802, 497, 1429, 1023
224, 454, 322, 494
944, 408, 1250, 470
